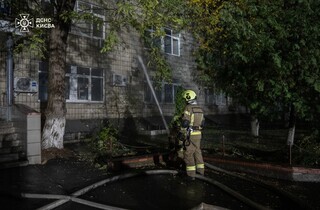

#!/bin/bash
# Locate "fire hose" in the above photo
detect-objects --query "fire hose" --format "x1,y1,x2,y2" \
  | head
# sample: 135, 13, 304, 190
22, 169, 270, 210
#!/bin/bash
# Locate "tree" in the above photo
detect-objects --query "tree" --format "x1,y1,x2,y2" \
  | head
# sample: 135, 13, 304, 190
276, 0, 320, 144
1, 0, 76, 149
187, 0, 320, 140
41, 0, 76, 149
186, 0, 281, 136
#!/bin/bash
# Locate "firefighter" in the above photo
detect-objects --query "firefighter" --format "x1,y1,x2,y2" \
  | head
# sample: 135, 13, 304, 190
181, 89, 205, 180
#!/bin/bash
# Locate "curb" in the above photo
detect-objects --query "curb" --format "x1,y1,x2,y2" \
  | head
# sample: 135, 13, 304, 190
107, 153, 320, 182
204, 156, 320, 182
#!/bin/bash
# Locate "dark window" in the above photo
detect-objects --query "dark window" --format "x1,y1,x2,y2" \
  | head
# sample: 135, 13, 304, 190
74, 1, 105, 39
164, 83, 173, 103
65, 66, 104, 102
144, 82, 180, 104
38, 61, 48, 101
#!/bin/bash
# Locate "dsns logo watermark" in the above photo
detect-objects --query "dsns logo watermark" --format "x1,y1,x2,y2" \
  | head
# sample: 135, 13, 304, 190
15, 14, 55, 32
15, 14, 34, 32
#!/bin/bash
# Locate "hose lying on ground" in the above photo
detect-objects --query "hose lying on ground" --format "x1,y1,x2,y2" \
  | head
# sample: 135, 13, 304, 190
25, 170, 178, 210
22, 193, 126, 210
204, 162, 312, 210
22, 169, 268, 210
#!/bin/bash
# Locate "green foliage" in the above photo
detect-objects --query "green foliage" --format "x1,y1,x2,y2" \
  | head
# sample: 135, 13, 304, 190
295, 131, 320, 167
90, 125, 122, 158
114, 0, 187, 83
10, 0, 106, 59
148, 44, 172, 85
100, 30, 118, 53
13, 29, 47, 58
59, 11, 78, 23
170, 86, 186, 128
189, 0, 320, 123
89, 124, 136, 169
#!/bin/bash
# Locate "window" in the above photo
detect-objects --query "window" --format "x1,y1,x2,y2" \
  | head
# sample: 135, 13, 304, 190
205, 88, 226, 105
215, 92, 227, 105
146, 27, 180, 56
164, 83, 173, 103
164, 28, 180, 56
38, 61, 49, 101
39, 63, 104, 102
74, 1, 105, 39
144, 81, 180, 104
65, 66, 104, 102
0, 0, 10, 15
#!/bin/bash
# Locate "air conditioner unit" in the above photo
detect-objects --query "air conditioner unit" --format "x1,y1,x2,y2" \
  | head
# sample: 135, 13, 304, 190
112, 74, 127, 87
14, 77, 38, 93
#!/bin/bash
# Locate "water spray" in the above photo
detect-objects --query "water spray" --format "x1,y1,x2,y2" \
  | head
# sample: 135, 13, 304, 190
137, 56, 169, 133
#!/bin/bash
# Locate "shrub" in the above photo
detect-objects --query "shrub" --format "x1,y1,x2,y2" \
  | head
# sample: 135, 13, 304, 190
91, 125, 119, 158
90, 124, 132, 169
295, 130, 320, 167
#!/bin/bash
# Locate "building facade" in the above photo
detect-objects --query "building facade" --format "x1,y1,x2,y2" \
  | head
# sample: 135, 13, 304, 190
0, 0, 236, 138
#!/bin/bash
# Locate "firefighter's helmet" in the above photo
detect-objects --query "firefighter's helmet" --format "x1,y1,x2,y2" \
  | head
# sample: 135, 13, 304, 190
182, 90, 197, 103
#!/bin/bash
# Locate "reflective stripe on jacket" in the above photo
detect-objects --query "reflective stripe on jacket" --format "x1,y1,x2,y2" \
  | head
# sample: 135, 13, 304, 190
186, 165, 196, 171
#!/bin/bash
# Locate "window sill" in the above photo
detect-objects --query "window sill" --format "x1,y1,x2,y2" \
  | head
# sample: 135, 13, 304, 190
66, 100, 104, 104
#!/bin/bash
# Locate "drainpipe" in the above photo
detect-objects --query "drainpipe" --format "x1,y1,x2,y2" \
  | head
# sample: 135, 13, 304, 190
6, 35, 13, 121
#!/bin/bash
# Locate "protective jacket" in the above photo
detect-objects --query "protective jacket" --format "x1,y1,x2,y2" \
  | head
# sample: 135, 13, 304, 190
181, 103, 205, 178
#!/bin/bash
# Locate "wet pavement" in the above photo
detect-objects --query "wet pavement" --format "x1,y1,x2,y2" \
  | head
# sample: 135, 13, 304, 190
0, 158, 106, 210
56, 172, 247, 210
1, 143, 320, 210
0, 157, 239, 210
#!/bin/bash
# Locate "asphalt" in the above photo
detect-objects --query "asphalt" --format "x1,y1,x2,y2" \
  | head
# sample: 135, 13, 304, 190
0, 157, 105, 210
1, 142, 320, 210
0, 157, 238, 210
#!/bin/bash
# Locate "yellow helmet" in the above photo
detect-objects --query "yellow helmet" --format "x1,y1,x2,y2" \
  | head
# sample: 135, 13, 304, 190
182, 90, 197, 102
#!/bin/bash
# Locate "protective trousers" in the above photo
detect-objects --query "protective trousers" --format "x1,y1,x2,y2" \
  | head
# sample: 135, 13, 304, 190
184, 133, 204, 178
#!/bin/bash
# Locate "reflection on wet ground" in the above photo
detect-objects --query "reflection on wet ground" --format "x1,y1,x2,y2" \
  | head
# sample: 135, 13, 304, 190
1, 140, 320, 210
